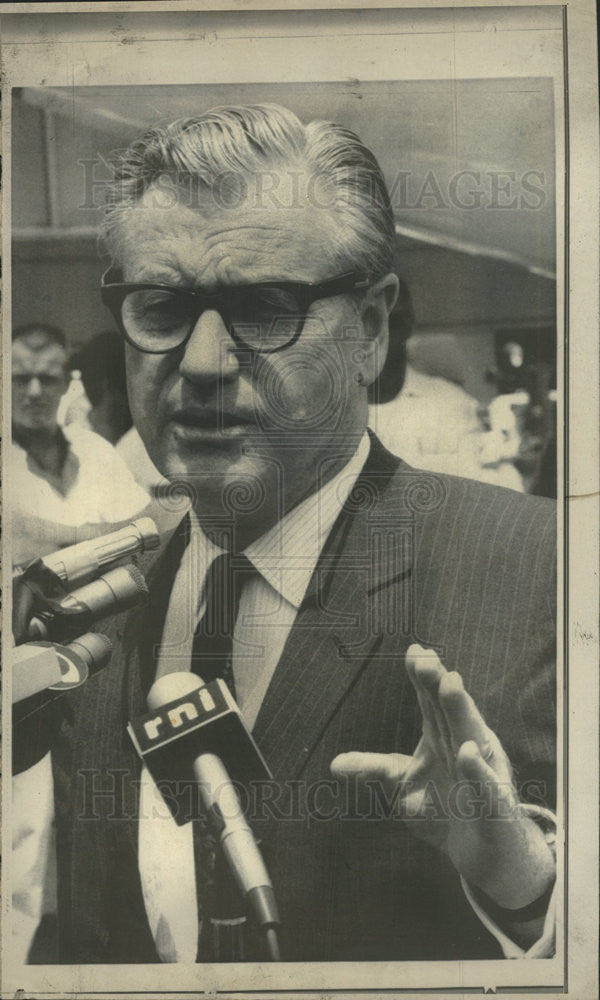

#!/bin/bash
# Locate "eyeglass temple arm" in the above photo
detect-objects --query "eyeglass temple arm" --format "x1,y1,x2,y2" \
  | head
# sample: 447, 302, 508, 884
322, 273, 371, 296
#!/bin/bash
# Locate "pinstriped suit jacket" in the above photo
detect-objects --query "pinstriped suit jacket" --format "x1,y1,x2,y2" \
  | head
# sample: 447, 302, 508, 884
51, 435, 556, 962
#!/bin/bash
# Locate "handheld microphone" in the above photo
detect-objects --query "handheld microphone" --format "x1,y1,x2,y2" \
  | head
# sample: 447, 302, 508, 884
13, 632, 113, 705
27, 563, 149, 641
128, 673, 280, 943
14, 516, 160, 587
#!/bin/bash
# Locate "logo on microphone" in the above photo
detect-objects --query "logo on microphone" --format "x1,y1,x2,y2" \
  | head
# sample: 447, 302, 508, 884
137, 682, 226, 747
127, 678, 271, 825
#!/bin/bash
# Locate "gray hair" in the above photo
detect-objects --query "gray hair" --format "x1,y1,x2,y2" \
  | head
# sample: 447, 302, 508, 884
101, 103, 395, 279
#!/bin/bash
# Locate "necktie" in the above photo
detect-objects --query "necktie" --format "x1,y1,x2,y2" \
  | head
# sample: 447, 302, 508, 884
190, 551, 255, 699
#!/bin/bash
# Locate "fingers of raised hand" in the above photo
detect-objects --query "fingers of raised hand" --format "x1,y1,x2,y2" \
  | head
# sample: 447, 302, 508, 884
406, 644, 454, 771
438, 673, 513, 783
437, 670, 490, 756
407, 671, 446, 761
406, 644, 510, 782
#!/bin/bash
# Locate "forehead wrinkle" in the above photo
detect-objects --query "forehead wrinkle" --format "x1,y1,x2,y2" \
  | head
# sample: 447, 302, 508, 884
201, 228, 324, 284
119, 196, 343, 287
200, 206, 339, 281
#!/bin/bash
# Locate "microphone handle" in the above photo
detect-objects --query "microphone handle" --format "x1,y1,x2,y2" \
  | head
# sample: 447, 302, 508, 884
140, 672, 281, 956
27, 564, 148, 641
193, 753, 280, 930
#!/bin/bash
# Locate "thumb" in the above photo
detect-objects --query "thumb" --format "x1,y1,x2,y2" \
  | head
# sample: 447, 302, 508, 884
331, 751, 412, 785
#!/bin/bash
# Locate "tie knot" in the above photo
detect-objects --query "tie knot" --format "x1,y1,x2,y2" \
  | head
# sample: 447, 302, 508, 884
203, 551, 255, 612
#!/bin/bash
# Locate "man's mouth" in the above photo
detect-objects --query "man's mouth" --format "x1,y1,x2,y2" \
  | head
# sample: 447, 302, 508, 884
170, 408, 257, 439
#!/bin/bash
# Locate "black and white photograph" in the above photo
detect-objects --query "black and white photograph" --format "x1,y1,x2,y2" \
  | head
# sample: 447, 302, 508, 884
2, 4, 598, 999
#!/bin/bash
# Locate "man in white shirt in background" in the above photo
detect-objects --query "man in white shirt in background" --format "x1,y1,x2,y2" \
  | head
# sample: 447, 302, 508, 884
11, 323, 150, 567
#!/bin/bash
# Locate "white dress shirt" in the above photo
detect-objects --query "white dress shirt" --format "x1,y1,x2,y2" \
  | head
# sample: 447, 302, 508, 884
11, 425, 150, 566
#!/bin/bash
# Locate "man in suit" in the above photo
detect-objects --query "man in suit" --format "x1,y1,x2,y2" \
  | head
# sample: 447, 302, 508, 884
18, 103, 557, 964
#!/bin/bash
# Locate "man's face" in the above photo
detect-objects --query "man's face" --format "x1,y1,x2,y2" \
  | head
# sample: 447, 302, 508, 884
12, 335, 67, 432
120, 173, 386, 537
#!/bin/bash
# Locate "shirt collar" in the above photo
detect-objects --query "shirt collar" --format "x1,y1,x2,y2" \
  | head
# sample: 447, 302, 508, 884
245, 432, 370, 608
188, 432, 371, 610
12, 424, 73, 487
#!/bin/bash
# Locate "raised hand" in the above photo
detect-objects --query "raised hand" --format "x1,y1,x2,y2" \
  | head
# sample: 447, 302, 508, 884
331, 644, 555, 912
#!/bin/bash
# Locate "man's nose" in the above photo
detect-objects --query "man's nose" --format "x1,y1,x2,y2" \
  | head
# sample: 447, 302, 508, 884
26, 377, 43, 398
178, 309, 240, 383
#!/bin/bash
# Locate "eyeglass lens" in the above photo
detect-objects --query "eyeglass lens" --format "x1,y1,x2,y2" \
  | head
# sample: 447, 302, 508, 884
121, 286, 307, 353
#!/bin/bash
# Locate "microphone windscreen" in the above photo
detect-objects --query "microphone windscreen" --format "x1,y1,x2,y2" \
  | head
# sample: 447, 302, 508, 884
27, 564, 149, 642
147, 671, 204, 710
56, 564, 148, 614
110, 563, 149, 600
65, 632, 113, 672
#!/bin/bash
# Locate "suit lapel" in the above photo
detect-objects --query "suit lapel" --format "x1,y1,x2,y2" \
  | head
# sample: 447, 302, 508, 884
253, 439, 415, 779
104, 516, 192, 854
122, 515, 192, 706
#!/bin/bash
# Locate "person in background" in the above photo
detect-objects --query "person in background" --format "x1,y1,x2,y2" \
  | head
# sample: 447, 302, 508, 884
369, 296, 525, 490
11, 322, 150, 567
68, 330, 134, 444
69, 328, 188, 532
55, 368, 94, 432
478, 391, 530, 492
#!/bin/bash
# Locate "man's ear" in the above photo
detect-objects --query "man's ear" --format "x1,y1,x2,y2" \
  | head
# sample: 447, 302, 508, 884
357, 273, 400, 387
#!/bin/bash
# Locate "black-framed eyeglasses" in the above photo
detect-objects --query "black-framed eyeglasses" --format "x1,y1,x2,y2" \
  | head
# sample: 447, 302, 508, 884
100, 268, 371, 355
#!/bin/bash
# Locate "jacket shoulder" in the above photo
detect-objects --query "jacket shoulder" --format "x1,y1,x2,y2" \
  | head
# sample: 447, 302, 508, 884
364, 433, 556, 541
